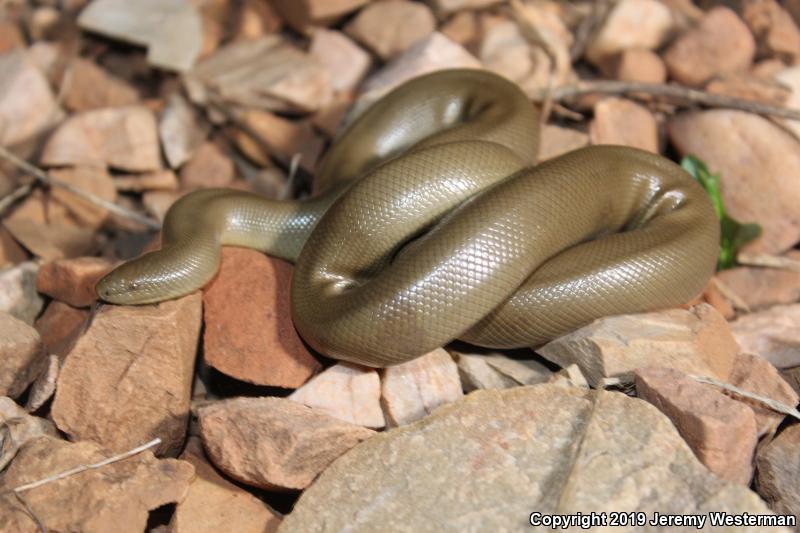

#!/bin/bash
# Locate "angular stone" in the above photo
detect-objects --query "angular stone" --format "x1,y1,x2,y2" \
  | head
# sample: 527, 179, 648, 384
233, 0, 283, 41
52, 292, 202, 455
729, 352, 799, 437
730, 303, 800, 368
635, 367, 758, 485
346, 1, 436, 61
0, 21, 24, 54
289, 363, 384, 428
25, 354, 59, 411
717, 255, 800, 310
586, 0, 674, 66
480, 21, 557, 97
743, 0, 800, 63
663, 7, 755, 86
774, 65, 800, 141
170, 439, 282, 533
310, 29, 371, 94
198, 397, 374, 491
0, 49, 60, 146
0, 226, 27, 267
185, 35, 332, 113
539, 304, 739, 387
380, 348, 463, 427
36, 256, 115, 307
42, 106, 161, 172
34, 300, 89, 357
62, 57, 139, 112
538, 124, 589, 161
0, 261, 44, 325
0, 311, 45, 398
234, 110, 324, 172
359, 32, 481, 105
270, 0, 370, 33
203, 248, 320, 387
179, 141, 234, 189
756, 424, 800, 521
78, 0, 202, 71
609, 48, 667, 83
426, 0, 503, 15
159, 93, 208, 168
669, 110, 800, 254
0, 436, 195, 533
279, 385, 785, 532
49, 166, 118, 229
590, 97, 658, 152
454, 352, 518, 391
706, 73, 789, 106
0, 396, 57, 470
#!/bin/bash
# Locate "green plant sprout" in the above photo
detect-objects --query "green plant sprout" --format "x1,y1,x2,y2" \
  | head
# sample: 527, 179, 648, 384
681, 155, 761, 270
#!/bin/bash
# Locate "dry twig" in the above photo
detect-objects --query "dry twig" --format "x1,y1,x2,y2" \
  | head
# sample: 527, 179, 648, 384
538, 80, 800, 121
690, 375, 800, 421
737, 252, 800, 272
0, 146, 161, 230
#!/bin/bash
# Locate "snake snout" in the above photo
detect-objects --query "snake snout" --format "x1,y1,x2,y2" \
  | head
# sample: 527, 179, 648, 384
95, 265, 151, 305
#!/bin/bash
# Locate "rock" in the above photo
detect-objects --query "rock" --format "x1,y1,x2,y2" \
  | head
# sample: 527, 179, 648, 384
0, 396, 57, 470
169, 439, 282, 533
706, 73, 790, 107
669, 110, 800, 254
270, 0, 369, 33
143, 190, 184, 222
440, 11, 479, 50
716, 253, 800, 310
743, 0, 800, 63
159, 93, 208, 168
0, 49, 60, 146
233, 0, 283, 41
279, 385, 786, 532
538, 124, 589, 161
198, 397, 374, 491
78, 0, 202, 71
479, 21, 556, 97
635, 367, 758, 485
179, 141, 234, 189
203, 248, 320, 387
52, 292, 202, 455
0, 21, 25, 54
49, 166, 118, 229
0, 311, 45, 398
42, 106, 161, 172
728, 352, 799, 437
426, 0, 503, 15
756, 423, 800, 521
0, 261, 44, 325
359, 32, 481, 106
2, 191, 100, 261
114, 169, 179, 192
609, 48, 667, 83
774, 65, 800, 141
310, 29, 371, 94
451, 349, 553, 392
0, 436, 195, 533
585, 0, 674, 66
234, 110, 325, 172
380, 348, 463, 427
663, 7, 755, 87
0, 226, 27, 267
730, 303, 800, 368
34, 300, 89, 356
185, 35, 332, 114
25, 354, 59, 411
62, 57, 139, 111
36, 256, 115, 307
589, 97, 659, 152
781, 366, 800, 397
289, 363, 384, 428
701, 278, 736, 319
346, 1, 436, 61
539, 304, 738, 387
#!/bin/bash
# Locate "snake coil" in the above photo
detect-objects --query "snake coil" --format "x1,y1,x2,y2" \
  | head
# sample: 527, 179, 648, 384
97, 69, 719, 367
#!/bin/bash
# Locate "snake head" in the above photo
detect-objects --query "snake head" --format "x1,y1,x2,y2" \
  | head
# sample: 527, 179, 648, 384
95, 261, 161, 305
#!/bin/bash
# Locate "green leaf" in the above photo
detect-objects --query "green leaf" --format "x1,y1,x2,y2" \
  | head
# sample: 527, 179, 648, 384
680, 155, 761, 270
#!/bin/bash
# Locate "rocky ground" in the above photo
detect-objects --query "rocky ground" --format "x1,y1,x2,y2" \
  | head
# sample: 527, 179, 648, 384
1, 0, 800, 531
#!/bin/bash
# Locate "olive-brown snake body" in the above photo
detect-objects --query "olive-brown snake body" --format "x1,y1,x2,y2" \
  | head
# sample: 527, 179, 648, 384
97, 70, 719, 367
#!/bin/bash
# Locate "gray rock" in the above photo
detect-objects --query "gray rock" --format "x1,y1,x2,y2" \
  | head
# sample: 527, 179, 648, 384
0, 261, 44, 325
0, 312, 46, 398
730, 303, 800, 368
279, 385, 786, 532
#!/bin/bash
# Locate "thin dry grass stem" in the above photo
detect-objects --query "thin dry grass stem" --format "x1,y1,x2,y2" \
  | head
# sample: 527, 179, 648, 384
737, 252, 800, 272
690, 375, 800, 422
0, 145, 161, 230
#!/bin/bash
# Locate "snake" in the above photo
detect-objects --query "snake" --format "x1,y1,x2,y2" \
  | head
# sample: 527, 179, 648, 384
96, 69, 720, 368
